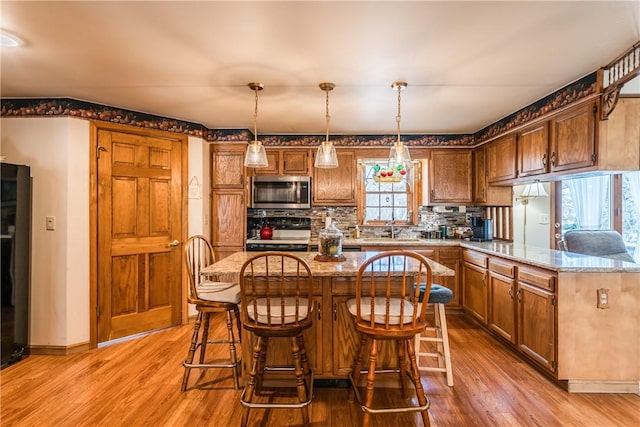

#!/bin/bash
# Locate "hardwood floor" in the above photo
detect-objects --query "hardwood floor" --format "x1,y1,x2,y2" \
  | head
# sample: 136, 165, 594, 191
1, 314, 638, 426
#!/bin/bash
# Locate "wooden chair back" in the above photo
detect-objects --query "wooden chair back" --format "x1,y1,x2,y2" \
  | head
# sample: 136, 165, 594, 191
354, 250, 432, 337
239, 252, 314, 334
184, 235, 216, 304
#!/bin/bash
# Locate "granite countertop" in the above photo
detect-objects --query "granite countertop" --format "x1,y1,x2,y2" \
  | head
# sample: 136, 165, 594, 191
341, 238, 640, 273
202, 251, 455, 278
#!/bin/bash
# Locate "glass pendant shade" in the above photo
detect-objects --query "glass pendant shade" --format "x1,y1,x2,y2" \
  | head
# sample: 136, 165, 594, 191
244, 82, 269, 168
244, 141, 268, 168
315, 141, 339, 168
314, 82, 339, 168
389, 141, 412, 166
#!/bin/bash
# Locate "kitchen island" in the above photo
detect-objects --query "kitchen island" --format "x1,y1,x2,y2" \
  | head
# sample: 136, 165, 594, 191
342, 238, 640, 393
202, 251, 454, 381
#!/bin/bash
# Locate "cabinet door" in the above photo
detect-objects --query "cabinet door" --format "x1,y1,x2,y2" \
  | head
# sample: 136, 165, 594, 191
550, 102, 597, 173
487, 134, 517, 183
211, 145, 246, 188
517, 282, 556, 374
429, 149, 473, 203
313, 150, 356, 206
252, 149, 280, 175
488, 271, 517, 344
462, 261, 488, 324
473, 146, 487, 203
517, 122, 549, 178
211, 191, 246, 248
283, 151, 309, 175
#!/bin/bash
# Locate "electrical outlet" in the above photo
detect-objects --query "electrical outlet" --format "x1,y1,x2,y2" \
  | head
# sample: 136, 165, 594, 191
46, 216, 55, 231
597, 288, 609, 309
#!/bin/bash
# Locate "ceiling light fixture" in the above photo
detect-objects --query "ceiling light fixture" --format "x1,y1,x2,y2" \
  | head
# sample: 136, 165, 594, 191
314, 82, 339, 168
389, 81, 411, 169
244, 82, 268, 168
0, 30, 21, 47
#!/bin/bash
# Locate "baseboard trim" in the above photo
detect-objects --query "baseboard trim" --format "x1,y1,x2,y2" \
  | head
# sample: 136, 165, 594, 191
28, 341, 91, 356
567, 380, 640, 394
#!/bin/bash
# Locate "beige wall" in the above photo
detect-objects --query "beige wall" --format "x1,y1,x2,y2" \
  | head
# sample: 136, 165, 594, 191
1, 117, 209, 347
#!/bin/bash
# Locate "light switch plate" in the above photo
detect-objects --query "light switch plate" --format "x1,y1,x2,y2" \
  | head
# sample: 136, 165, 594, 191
46, 216, 55, 231
539, 213, 549, 225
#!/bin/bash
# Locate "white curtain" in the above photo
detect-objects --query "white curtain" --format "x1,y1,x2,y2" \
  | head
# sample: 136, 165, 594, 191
565, 176, 610, 229
625, 172, 640, 262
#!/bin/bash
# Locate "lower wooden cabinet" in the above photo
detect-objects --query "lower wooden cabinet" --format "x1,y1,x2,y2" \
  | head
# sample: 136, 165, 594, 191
516, 267, 557, 373
462, 250, 488, 324
488, 259, 517, 344
462, 249, 558, 376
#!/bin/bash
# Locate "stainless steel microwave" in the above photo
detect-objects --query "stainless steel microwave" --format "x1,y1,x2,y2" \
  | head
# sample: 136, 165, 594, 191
251, 176, 311, 209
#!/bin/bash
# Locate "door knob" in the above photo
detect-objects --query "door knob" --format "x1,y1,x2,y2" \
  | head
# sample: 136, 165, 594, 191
167, 239, 180, 247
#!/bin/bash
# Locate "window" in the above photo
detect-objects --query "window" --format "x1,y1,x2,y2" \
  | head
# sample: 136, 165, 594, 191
360, 160, 417, 224
560, 172, 640, 262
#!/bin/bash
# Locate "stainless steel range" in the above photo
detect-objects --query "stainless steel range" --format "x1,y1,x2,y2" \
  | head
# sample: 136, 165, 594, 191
246, 216, 311, 252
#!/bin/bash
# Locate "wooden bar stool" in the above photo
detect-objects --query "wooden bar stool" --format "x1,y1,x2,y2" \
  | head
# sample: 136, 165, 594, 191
239, 252, 315, 427
181, 235, 241, 391
414, 284, 454, 386
347, 250, 432, 427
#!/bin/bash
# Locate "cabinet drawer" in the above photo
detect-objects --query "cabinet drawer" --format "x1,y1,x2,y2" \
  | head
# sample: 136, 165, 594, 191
439, 247, 460, 259
463, 250, 488, 268
489, 258, 515, 278
517, 265, 556, 292
414, 249, 437, 259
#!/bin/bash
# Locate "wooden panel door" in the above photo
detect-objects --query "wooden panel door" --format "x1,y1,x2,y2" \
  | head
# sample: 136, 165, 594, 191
462, 261, 488, 324
313, 150, 356, 206
473, 146, 487, 203
429, 149, 472, 203
517, 282, 557, 374
211, 144, 246, 188
211, 190, 245, 259
96, 128, 184, 343
517, 122, 549, 178
550, 102, 597, 173
487, 134, 517, 183
252, 149, 280, 175
488, 271, 517, 344
282, 150, 309, 175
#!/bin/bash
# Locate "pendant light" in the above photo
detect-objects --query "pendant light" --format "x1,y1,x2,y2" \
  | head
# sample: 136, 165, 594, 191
314, 82, 339, 168
389, 81, 411, 168
244, 82, 269, 168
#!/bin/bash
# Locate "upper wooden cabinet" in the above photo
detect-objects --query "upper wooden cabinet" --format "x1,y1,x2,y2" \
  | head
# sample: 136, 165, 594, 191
428, 149, 473, 204
473, 146, 512, 206
253, 149, 311, 176
549, 101, 597, 173
486, 134, 517, 183
313, 150, 356, 206
211, 144, 246, 189
517, 122, 549, 178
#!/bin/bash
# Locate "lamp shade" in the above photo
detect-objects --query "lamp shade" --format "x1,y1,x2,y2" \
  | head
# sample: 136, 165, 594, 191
520, 182, 548, 198
314, 141, 339, 168
244, 142, 268, 168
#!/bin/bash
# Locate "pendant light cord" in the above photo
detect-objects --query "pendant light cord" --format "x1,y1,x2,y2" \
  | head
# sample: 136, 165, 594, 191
253, 87, 259, 144
396, 84, 402, 144
325, 88, 331, 145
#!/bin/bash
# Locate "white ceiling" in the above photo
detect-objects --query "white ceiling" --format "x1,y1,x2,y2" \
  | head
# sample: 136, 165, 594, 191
1, 1, 639, 135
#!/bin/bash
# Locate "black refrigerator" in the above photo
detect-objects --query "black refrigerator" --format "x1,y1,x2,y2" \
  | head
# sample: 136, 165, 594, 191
1, 163, 31, 368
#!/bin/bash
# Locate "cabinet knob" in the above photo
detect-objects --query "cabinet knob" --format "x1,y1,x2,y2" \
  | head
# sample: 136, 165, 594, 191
542, 153, 547, 168
550, 152, 556, 167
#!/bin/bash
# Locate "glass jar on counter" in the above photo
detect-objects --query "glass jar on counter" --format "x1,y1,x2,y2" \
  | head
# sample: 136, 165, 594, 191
315, 221, 346, 262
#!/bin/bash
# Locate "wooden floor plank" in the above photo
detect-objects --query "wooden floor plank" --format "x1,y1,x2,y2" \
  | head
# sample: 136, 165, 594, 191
1, 314, 638, 426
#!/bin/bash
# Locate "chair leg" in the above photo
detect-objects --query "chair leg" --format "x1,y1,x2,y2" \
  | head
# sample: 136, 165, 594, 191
255, 336, 268, 394
241, 335, 263, 427
297, 333, 312, 387
397, 338, 408, 399
291, 335, 310, 426
200, 312, 211, 364
181, 311, 204, 392
406, 338, 431, 427
348, 334, 368, 402
362, 338, 378, 427
225, 309, 240, 390
234, 305, 242, 344
437, 303, 454, 387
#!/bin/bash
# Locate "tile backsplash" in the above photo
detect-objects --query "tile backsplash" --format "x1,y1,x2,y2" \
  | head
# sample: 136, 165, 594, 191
248, 206, 486, 240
